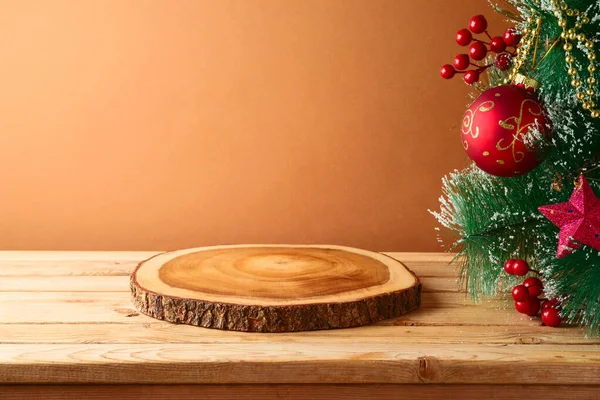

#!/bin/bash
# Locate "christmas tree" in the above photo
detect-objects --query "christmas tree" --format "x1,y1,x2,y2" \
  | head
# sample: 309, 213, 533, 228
434, 0, 600, 333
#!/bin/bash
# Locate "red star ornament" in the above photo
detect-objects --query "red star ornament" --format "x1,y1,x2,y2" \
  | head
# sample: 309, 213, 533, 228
539, 175, 600, 258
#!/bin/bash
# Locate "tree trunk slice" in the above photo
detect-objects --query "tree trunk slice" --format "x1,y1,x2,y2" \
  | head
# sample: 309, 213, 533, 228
130, 245, 421, 332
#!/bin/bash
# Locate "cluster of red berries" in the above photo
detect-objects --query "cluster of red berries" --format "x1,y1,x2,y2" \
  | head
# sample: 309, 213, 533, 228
504, 259, 562, 327
440, 15, 521, 85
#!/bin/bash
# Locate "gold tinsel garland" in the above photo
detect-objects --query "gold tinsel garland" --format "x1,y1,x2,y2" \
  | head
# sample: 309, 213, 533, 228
504, 1, 598, 118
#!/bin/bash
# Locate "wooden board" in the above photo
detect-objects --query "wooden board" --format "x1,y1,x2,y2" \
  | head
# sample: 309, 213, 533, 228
130, 245, 421, 332
3, 384, 600, 400
1, 251, 600, 391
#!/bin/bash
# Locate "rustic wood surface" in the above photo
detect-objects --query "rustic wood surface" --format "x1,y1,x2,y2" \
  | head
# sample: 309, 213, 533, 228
131, 245, 421, 332
1, 251, 600, 397
2, 384, 600, 400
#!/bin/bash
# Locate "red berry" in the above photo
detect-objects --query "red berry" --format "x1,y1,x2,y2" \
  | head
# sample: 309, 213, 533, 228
523, 277, 544, 297
456, 28, 473, 46
454, 54, 470, 70
542, 307, 562, 327
515, 300, 531, 314
542, 298, 559, 310
515, 301, 527, 314
515, 297, 540, 316
490, 36, 506, 53
469, 41, 487, 61
525, 298, 541, 316
495, 53, 512, 71
463, 70, 479, 85
440, 64, 455, 79
469, 15, 488, 34
512, 259, 529, 276
503, 28, 521, 46
512, 284, 530, 302
503, 259, 515, 274
527, 285, 543, 297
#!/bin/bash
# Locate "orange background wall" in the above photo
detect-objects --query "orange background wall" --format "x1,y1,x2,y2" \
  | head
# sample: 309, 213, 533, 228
0, 0, 506, 251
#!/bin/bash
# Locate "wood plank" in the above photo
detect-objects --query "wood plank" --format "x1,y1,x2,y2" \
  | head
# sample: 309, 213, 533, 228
0, 276, 130, 292
0, 275, 461, 293
0, 260, 138, 276
3, 291, 593, 342
1, 384, 599, 400
0, 291, 595, 344
0, 304, 534, 325
2, 251, 597, 388
0, 292, 507, 325
0, 251, 159, 261
0, 322, 595, 345
400, 262, 458, 277
386, 252, 455, 263
1, 343, 600, 384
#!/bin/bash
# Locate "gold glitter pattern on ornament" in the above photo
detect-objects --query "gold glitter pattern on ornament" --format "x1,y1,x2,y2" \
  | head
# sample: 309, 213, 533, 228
495, 98, 544, 163
462, 101, 495, 139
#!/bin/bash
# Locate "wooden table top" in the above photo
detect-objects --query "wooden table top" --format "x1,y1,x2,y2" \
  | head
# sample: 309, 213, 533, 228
1, 251, 600, 386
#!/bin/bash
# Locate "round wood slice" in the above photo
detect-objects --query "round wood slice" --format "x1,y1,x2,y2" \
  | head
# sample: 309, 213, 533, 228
131, 245, 421, 332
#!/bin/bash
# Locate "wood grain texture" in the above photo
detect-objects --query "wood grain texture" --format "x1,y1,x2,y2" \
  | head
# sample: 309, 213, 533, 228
1, 323, 595, 345
0, 275, 457, 293
130, 245, 421, 332
0, 251, 599, 388
0, 291, 572, 328
2, 343, 600, 385
2, 385, 599, 400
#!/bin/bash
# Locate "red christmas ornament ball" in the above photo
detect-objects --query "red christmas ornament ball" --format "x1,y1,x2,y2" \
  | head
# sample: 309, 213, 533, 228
523, 277, 544, 297
504, 28, 521, 46
512, 285, 530, 302
542, 307, 562, 327
440, 64, 455, 79
469, 41, 487, 61
461, 84, 550, 177
456, 29, 473, 46
454, 54, 470, 70
463, 70, 480, 85
490, 36, 506, 53
512, 259, 530, 276
495, 53, 512, 71
469, 15, 488, 34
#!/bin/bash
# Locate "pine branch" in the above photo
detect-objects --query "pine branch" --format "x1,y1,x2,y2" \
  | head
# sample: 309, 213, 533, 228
434, 0, 600, 334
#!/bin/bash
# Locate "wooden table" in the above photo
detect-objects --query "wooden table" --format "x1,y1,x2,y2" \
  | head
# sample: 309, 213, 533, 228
1, 251, 599, 399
